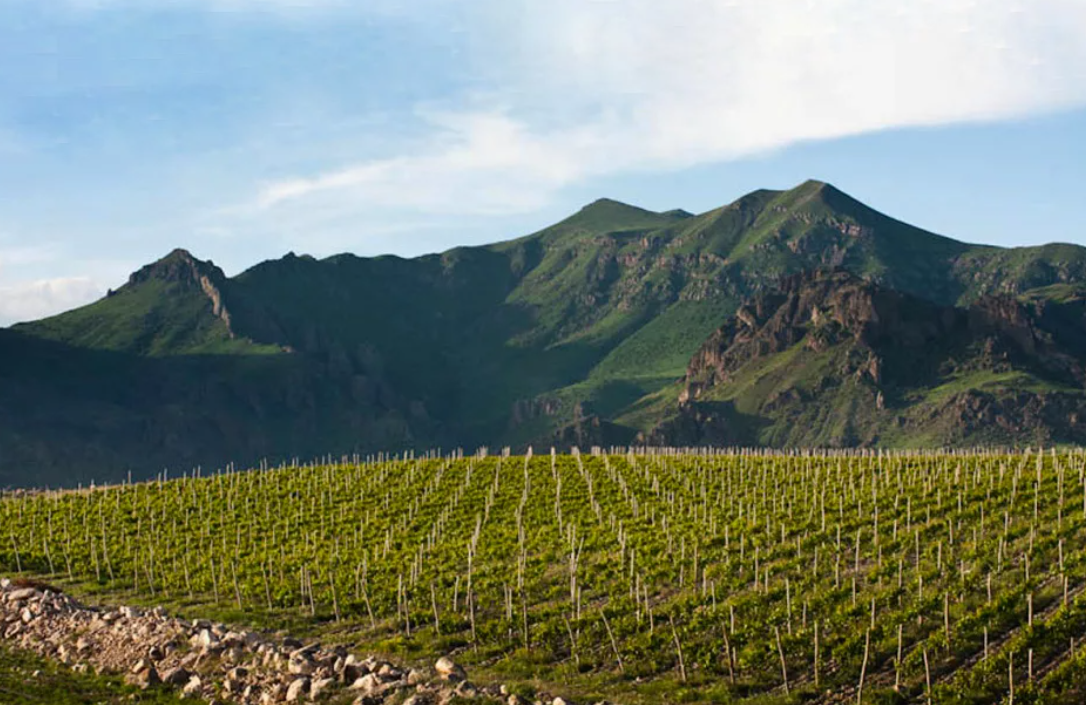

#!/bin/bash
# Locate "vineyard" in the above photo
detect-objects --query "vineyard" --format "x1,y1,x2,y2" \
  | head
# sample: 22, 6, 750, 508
5, 447, 1086, 704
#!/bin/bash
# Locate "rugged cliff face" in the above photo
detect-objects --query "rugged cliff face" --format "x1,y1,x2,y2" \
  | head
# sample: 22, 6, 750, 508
645, 270, 1086, 448
127, 248, 239, 336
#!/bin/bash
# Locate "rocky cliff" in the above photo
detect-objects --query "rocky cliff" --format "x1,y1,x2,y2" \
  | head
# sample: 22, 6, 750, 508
644, 270, 1086, 448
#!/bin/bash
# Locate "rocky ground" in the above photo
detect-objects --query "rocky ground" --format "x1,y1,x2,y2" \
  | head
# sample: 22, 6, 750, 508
0, 577, 597, 705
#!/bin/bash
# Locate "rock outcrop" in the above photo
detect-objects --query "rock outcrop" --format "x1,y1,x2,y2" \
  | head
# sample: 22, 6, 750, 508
645, 269, 1086, 448
128, 248, 239, 338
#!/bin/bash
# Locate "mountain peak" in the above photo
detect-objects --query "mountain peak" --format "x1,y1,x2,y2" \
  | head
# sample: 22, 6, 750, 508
783, 178, 836, 200
577, 197, 647, 214
128, 248, 225, 288
536, 196, 678, 241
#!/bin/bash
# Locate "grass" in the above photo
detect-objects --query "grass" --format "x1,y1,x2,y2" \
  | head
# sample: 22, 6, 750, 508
909, 369, 1073, 405
0, 642, 190, 705
17, 278, 280, 357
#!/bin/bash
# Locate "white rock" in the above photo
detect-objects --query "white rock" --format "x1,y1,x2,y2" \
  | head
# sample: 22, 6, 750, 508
181, 675, 203, 698
194, 628, 220, 648
286, 677, 310, 702
350, 674, 382, 694
434, 656, 466, 681
289, 658, 316, 676
311, 676, 337, 700
7, 588, 40, 602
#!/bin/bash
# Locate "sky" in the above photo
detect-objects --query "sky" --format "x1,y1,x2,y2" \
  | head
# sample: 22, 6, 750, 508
1, 0, 1085, 325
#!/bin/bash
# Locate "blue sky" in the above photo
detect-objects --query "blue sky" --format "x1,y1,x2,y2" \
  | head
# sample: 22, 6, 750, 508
1, 0, 1085, 324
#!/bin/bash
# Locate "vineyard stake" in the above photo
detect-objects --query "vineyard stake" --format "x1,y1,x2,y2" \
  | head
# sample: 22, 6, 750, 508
857, 629, 870, 705
775, 625, 789, 694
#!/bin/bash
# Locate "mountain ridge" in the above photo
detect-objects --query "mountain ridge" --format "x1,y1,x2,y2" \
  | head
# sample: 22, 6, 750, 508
5, 179, 1086, 486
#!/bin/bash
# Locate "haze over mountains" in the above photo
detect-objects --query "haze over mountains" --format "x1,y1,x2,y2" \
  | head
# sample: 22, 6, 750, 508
4, 179, 1086, 487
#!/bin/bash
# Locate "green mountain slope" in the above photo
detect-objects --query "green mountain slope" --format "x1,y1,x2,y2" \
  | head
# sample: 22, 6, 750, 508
6, 179, 1086, 485
18, 249, 280, 356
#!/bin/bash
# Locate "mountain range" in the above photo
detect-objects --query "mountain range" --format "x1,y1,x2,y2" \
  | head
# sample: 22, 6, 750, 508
4, 179, 1086, 486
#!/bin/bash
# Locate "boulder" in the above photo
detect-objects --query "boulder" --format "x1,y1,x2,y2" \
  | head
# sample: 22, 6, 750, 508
125, 666, 161, 690
181, 675, 203, 698
289, 658, 316, 676
350, 673, 383, 694
162, 667, 193, 686
311, 676, 338, 700
193, 629, 220, 649
286, 677, 310, 702
131, 658, 153, 674
434, 656, 466, 682
7, 588, 41, 602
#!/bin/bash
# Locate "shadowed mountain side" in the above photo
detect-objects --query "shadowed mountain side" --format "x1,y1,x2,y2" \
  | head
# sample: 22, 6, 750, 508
0, 329, 430, 487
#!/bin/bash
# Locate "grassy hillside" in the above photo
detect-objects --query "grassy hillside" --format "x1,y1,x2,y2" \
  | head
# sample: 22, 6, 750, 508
17, 249, 280, 356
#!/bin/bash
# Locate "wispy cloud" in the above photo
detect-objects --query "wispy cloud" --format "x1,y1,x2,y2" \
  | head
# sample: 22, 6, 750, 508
247, 0, 1086, 221
256, 111, 584, 215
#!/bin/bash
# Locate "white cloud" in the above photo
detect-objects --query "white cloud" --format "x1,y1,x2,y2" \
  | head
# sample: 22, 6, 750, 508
0, 277, 104, 326
249, 0, 1086, 219
257, 111, 585, 215
0, 242, 133, 325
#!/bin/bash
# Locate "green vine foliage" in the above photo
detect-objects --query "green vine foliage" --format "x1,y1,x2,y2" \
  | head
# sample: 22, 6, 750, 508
4, 448, 1086, 703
